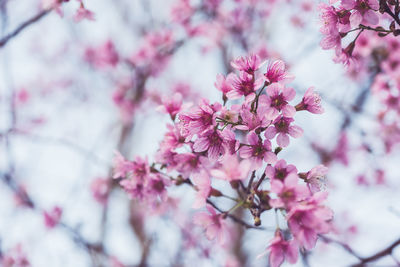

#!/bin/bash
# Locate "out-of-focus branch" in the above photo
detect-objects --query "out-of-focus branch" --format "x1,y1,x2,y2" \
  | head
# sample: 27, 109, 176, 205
319, 235, 362, 260
352, 237, 400, 267
321, 235, 400, 266
206, 199, 266, 230
0, 171, 109, 263
0, 9, 50, 48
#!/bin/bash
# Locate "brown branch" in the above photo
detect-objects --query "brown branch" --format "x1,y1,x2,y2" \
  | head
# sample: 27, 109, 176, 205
206, 199, 265, 230
319, 235, 362, 260
352, 237, 400, 267
0, 9, 50, 48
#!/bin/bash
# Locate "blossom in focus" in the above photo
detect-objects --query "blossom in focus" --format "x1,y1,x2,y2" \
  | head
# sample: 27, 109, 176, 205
230, 54, 264, 73
264, 60, 294, 84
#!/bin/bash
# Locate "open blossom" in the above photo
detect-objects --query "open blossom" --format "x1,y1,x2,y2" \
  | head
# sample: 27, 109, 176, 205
174, 153, 211, 177
210, 154, 251, 182
159, 124, 186, 152
230, 54, 264, 73
318, 3, 339, 35
239, 131, 277, 168
265, 83, 296, 117
215, 73, 234, 96
266, 230, 299, 267
43, 206, 62, 229
265, 116, 303, 147
342, 0, 379, 28
270, 174, 309, 209
178, 99, 221, 139
305, 165, 328, 193
193, 205, 228, 245
235, 105, 271, 131
264, 60, 294, 84
287, 192, 333, 250
265, 159, 297, 182
320, 30, 341, 51
297, 87, 324, 114
226, 71, 264, 100
193, 129, 232, 160
157, 92, 188, 120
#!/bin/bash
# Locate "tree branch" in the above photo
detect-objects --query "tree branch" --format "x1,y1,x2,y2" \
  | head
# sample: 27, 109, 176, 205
0, 9, 50, 48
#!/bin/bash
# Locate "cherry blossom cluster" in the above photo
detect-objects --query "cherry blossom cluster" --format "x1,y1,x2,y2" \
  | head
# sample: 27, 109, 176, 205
319, 0, 400, 65
113, 54, 333, 267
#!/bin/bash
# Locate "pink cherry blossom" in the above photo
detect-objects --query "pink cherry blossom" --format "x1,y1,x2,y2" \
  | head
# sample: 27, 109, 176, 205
178, 99, 221, 139
215, 73, 234, 96
287, 192, 333, 250
239, 131, 277, 168
264, 60, 294, 84
266, 230, 299, 267
193, 129, 229, 160
342, 0, 379, 28
193, 205, 228, 245
270, 174, 309, 209
157, 93, 187, 120
230, 54, 264, 73
235, 105, 271, 131
210, 154, 252, 182
305, 165, 328, 193
265, 159, 298, 182
297, 87, 324, 114
226, 72, 264, 99
265, 83, 296, 117
265, 116, 303, 147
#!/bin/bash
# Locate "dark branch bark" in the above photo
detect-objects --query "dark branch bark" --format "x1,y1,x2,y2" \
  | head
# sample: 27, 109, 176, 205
0, 9, 49, 48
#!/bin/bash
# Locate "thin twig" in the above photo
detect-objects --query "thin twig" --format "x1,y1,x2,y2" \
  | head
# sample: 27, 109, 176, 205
0, 9, 50, 48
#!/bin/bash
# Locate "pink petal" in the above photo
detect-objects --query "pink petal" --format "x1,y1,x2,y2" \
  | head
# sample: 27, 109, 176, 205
286, 240, 299, 264
350, 11, 362, 28
264, 151, 277, 164
265, 126, 277, 139
239, 146, 253, 159
282, 105, 296, 117
282, 87, 296, 101
277, 133, 290, 147
288, 125, 303, 138
193, 137, 210, 152
269, 247, 285, 267
363, 10, 379, 26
